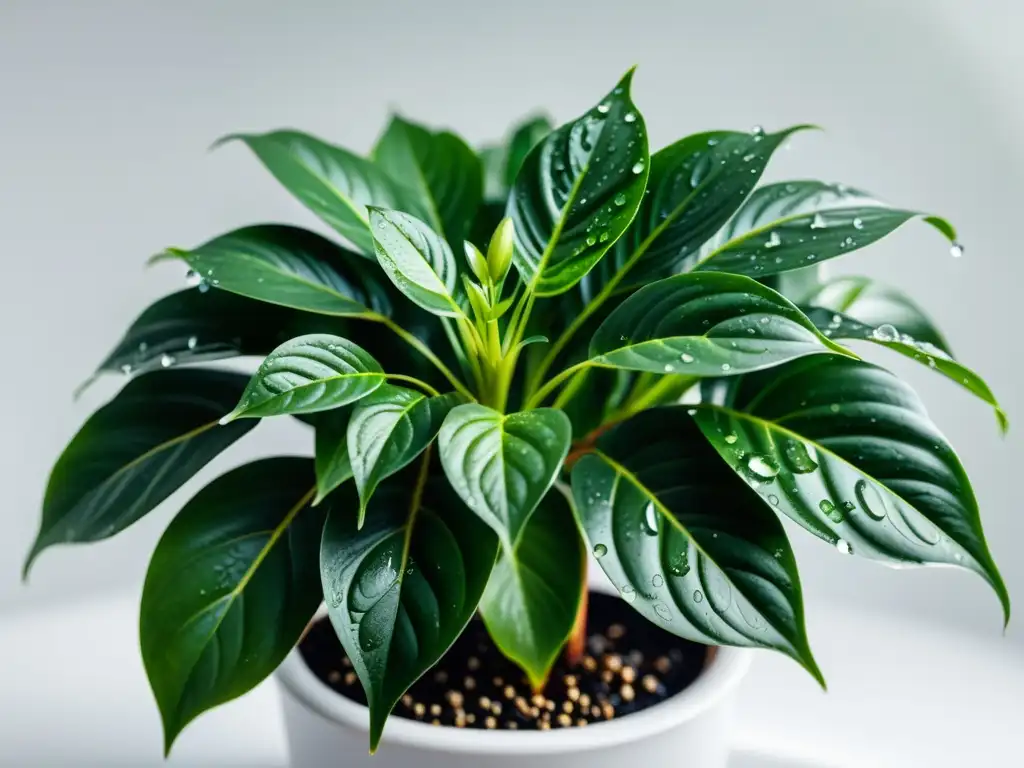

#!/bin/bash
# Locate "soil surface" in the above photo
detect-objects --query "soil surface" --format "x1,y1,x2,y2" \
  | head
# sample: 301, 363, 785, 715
299, 590, 709, 731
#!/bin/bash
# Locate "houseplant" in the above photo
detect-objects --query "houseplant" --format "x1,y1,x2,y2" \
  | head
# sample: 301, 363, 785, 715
25, 67, 1009, 766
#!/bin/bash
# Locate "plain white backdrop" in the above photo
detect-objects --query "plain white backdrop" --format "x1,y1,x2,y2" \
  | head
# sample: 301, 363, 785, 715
1, 0, 1020, 650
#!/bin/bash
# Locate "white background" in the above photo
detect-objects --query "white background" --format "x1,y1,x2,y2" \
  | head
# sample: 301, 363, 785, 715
0, 1, 1021, 761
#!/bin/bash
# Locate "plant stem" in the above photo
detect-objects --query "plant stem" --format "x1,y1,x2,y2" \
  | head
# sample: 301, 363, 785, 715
374, 315, 474, 400
552, 367, 590, 409
384, 374, 440, 397
525, 361, 593, 410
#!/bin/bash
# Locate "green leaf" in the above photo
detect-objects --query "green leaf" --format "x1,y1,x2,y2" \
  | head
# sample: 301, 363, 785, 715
369, 208, 462, 317
155, 225, 390, 317
224, 334, 384, 421
587, 126, 808, 295
507, 69, 649, 296
691, 355, 1009, 623
504, 114, 553, 189
373, 116, 483, 245
570, 409, 821, 682
694, 180, 955, 277
313, 406, 355, 505
480, 144, 507, 201
479, 489, 584, 688
217, 131, 426, 256
320, 473, 498, 751
94, 289, 295, 378
588, 272, 850, 376
437, 404, 572, 549
805, 275, 952, 354
25, 370, 256, 576
348, 386, 464, 523
805, 308, 1007, 432
141, 458, 323, 753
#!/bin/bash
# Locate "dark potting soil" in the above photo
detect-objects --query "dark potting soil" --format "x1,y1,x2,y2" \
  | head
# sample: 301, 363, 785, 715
298, 590, 709, 731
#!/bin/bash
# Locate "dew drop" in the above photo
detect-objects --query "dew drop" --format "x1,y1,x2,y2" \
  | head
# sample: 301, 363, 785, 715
197, 282, 211, 294
642, 501, 659, 535
768, 494, 780, 506
950, 242, 964, 259
620, 584, 637, 603
750, 125, 765, 138
693, 589, 704, 603
836, 538, 853, 555
855, 479, 887, 521
187, 336, 198, 350
597, 102, 610, 114
120, 363, 133, 375
624, 112, 637, 123
764, 231, 781, 249
652, 574, 664, 588
185, 269, 202, 287
720, 363, 732, 372
614, 192, 627, 206
160, 354, 175, 368
586, 234, 596, 246
680, 353, 694, 363
810, 213, 827, 230
724, 433, 738, 444
852, 217, 864, 230
668, 550, 690, 577
830, 403, 841, 413
593, 543, 608, 559
631, 161, 645, 175
872, 323, 900, 342
820, 499, 844, 523
746, 454, 780, 480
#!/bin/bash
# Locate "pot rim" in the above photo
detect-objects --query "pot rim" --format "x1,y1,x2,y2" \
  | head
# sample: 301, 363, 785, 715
276, 626, 752, 755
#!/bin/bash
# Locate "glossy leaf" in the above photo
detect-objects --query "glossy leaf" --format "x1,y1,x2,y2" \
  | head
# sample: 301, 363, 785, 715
589, 272, 850, 375
217, 131, 425, 256
691, 356, 1009, 622
805, 308, 1006, 432
438, 404, 572, 549
94, 289, 294, 378
586, 126, 807, 296
479, 490, 585, 688
320, 475, 497, 751
504, 114, 553, 189
373, 116, 483, 245
369, 208, 462, 317
348, 386, 464, 522
313, 406, 355, 504
695, 181, 956, 278
223, 334, 384, 421
140, 458, 323, 752
805, 275, 951, 353
25, 371, 256, 575
480, 144, 507, 201
156, 225, 392, 317
507, 70, 649, 295
571, 409, 821, 681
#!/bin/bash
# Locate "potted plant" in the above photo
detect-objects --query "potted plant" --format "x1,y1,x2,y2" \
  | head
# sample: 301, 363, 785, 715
25, 68, 1008, 768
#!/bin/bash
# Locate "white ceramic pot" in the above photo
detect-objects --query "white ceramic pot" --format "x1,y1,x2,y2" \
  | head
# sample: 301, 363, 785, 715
276, 639, 752, 767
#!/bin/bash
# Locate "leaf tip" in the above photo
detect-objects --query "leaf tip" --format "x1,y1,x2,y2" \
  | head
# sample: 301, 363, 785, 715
208, 133, 244, 153
218, 412, 239, 426
996, 407, 1010, 436
922, 214, 957, 243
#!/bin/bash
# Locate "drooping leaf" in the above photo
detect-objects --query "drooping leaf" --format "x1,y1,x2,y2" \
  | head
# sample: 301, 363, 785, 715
507, 69, 649, 295
94, 289, 294, 378
437, 404, 572, 549
313, 406, 355, 504
320, 474, 497, 751
588, 272, 850, 376
373, 116, 483, 245
804, 275, 952, 354
479, 489, 584, 688
25, 370, 256, 575
585, 126, 808, 297
504, 114, 553, 189
804, 308, 1006, 432
571, 409, 821, 681
217, 131, 426, 256
223, 335, 384, 421
694, 181, 956, 278
691, 355, 1009, 623
348, 386, 464, 522
369, 208, 462, 317
140, 458, 323, 753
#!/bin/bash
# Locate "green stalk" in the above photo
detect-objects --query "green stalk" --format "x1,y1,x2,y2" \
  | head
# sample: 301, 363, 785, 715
525, 361, 593, 410
373, 315, 474, 400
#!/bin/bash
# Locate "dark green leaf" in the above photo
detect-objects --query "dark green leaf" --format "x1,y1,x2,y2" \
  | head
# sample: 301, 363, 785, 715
805, 275, 952, 354
348, 386, 464, 522
480, 145, 507, 201
589, 272, 849, 375
571, 408, 821, 681
507, 69, 649, 295
369, 209, 462, 317
586, 126, 807, 296
805, 308, 1006, 432
217, 131, 427, 256
320, 474, 497, 751
691, 355, 1009, 623
479, 489, 584, 688
156, 225, 390, 317
373, 116, 483, 245
694, 181, 956, 278
504, 114, 552, 189
224, 334, 384, 421
25, 370, 256, 575
313, 406, 355, 505
438, 404, 572, 548
140, 458, 323, 752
